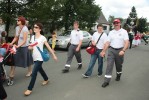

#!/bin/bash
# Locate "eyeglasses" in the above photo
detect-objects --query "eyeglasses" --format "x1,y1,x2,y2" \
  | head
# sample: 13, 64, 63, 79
34, 26, 39, 29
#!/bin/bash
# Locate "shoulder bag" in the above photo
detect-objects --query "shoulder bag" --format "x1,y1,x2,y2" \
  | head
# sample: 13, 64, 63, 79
86, 32, 103, 54
34, 35, 50, 62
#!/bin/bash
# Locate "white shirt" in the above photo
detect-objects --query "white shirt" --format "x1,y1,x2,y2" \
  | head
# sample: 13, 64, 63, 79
92, 32, 107, 49
70, 30, 83, 45
16, 26, 29, 47
107, 28, 129, 48
30, 35, 47, 61
0, 24, 5, 37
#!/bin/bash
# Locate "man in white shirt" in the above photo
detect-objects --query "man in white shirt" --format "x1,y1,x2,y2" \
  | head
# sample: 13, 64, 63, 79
100, 19, 129, 88
62, 21, 83, 73
82, 24, 107, 78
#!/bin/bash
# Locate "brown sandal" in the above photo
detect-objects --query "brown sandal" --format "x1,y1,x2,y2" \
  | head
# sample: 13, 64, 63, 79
24, 90, 32, 96
42, 80, 49, 86
25, 72, 32, 77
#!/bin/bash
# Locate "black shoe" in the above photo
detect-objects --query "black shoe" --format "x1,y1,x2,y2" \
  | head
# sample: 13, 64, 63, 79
62, 68, 69, 73
82, 74, 90, 78
77, 64, 82, 70
102, 82, 109, 88
97, 73, 102, 77
115, 77, 120, 81
115, 74, 121, 81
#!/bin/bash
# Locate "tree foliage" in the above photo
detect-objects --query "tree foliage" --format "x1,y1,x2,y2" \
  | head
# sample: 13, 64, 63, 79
0, 0, 35, 39
0, 0, 101, 37
137, 18, 148, 33
59, 0, 101, 30
124, 6, 148, 33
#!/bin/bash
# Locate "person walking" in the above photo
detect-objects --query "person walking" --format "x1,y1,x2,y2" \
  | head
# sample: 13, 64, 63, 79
62, 21, 83, 73
51, 29, 57, 52
0, 18, 5, 38
0, 18, 6, 44
9, 16, 33, 81
28, 26, 34, 43
24, 22, 57, 96
82, 24, 107, 78
127, 28, 134, 49
100, 19, 129, 88
142, 32, 149, 45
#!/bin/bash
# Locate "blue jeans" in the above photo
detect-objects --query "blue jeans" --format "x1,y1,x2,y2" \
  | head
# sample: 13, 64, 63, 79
85, 49, 103, 76
28, 61, 48, 90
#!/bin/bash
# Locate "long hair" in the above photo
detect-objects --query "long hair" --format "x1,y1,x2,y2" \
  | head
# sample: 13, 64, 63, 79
34, 22, 44, 35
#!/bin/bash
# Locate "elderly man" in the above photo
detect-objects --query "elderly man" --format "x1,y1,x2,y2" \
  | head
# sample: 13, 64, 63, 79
100, 19, 129, 88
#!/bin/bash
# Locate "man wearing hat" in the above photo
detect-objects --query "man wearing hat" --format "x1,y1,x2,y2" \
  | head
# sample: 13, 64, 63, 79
100, 19, 129, 88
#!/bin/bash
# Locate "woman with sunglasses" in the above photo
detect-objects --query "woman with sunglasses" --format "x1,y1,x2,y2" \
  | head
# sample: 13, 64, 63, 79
9, 16, 33, 82
24, 22, 57, 96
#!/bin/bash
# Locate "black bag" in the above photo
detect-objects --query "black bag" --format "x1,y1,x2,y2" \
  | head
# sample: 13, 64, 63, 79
4, 53, 15, 66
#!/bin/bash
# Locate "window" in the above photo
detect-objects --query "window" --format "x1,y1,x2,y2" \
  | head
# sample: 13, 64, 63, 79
103, 26, 107, 30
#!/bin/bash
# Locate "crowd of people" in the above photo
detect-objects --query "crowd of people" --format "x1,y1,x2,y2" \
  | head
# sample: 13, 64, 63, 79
0, 16, 148, 99
0, 16, 57, 99
128, 28, 149, 49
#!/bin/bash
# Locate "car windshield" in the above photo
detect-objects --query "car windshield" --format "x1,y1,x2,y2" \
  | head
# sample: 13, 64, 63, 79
59, 31, 71, 36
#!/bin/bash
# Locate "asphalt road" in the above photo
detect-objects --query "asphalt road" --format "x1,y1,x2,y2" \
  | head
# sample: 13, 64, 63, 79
3, 43, 149, 100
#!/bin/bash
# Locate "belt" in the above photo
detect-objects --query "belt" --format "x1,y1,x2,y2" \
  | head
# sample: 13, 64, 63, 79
110, 46, 123, 50
71, 44, 78, 46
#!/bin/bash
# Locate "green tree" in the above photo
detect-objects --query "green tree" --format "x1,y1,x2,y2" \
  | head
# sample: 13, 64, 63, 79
108, 15, 115, 30
124, 6, 138, 33
62, 0, 101, 30
0, 0, 101, 36
0, 0, 35, 39
137, 18, 148, 33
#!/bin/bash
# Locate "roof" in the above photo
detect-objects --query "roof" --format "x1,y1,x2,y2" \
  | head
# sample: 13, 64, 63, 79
97, 12, 110, 25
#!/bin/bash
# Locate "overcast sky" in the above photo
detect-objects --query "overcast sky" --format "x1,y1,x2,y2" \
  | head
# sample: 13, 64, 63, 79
95, 0, 149, 21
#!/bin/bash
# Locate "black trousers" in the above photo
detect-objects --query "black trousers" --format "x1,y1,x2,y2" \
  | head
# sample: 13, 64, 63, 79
129, 39, 133, 49
0, 77, 7, 99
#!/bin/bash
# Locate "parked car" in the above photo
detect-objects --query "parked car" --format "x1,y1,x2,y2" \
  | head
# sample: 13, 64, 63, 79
48, 30, 92, 49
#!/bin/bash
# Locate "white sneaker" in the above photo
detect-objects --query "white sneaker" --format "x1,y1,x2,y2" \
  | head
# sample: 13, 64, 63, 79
97, 74, 102, 77
82, 74, 90, 78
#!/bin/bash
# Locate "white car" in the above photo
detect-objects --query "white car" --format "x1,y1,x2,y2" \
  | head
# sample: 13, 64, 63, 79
49, 31, 92, 49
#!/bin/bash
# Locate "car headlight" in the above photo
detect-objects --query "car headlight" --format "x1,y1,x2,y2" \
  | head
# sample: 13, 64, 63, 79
59, 40, 63, 43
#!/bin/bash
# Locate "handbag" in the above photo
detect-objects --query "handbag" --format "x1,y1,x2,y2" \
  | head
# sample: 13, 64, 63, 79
86, 32, 103, 54
36, 47, 50, 62
33, 35, 50, 62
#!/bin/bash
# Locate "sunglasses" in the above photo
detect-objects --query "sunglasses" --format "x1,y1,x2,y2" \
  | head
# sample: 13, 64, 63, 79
113, 22, 120, 24
34, 26, 39, 29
